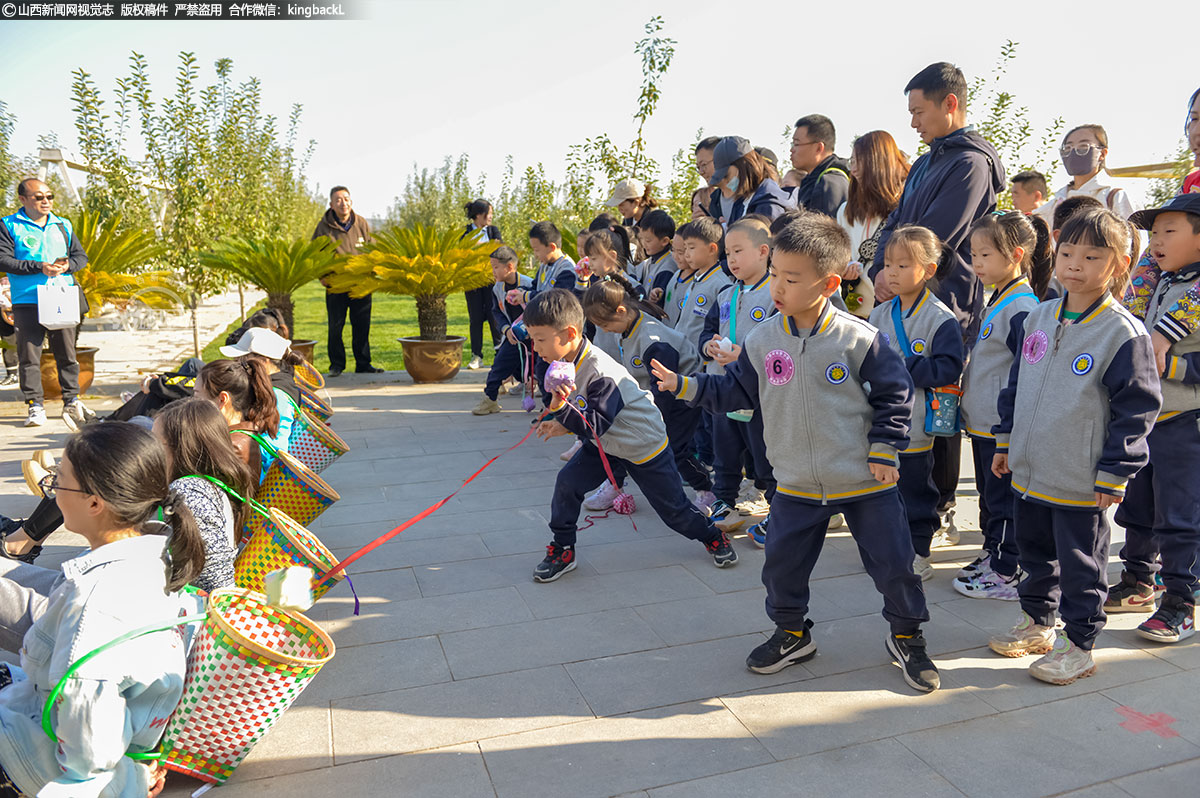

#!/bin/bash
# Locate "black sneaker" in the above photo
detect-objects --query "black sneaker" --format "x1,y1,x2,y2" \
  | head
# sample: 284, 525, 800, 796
705, 531, 738, 568
747, 622, 817, 673
0, 516, 42, 564
886, 631, 940, 692
533, 543, 577, 583
1105, 571, 1157, 613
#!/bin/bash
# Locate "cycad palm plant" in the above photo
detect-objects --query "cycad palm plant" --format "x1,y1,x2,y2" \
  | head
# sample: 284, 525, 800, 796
199, 235, 342, 336
325, 224, 499, 340
69, 211, 175, 315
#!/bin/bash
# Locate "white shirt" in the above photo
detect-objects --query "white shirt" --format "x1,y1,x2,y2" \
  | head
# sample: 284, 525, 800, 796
835, 202, 881, 262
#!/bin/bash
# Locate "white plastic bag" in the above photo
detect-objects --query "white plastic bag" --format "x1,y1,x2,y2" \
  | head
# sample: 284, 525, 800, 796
37, 275, 80, 330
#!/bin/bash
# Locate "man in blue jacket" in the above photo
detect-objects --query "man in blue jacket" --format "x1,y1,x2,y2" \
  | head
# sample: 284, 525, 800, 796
0, 179, 91, 428
869, 62, 1006, 341
868, 62, 1006, 529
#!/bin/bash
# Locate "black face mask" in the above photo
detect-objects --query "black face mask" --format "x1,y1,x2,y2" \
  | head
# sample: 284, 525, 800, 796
1062, 148, 1102, 177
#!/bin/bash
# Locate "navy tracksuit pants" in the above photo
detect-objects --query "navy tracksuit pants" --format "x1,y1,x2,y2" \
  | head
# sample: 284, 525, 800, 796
485, 340, 526, 401
1114, 414, 1200, 602
693, 411, 714, 468
712, 411, 775, 506
550, 443, 720, 548
1015, 497, 1110, 650
762, 490, 929, 635
898, 450, 941, 557
593, 401, 714, 494
970, 436, 1020, 577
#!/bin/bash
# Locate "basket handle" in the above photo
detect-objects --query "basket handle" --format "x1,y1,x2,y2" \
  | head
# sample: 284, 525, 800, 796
185, 473, 271, 520
42, 613, 210, 760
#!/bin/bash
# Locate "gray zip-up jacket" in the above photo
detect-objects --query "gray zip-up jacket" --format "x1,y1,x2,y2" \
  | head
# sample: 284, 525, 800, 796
1141, 263, 1200, 422
617, 311, 701, 393
700, 274, 776, 375
638, 250, 677, 299
552, 338, 670, 464
868, 288, 965, 452
677, 301, 914, 503
995, 294, 1161, 506
672, 264, 731, 347
960, 277, 1039, 438
491, 273, 533, 334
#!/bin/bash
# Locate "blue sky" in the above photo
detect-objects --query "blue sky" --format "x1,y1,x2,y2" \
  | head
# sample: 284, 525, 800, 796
1, 0, 1194, 217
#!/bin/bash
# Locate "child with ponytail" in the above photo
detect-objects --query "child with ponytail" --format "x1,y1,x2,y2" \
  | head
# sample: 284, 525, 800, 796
0, 422, 204, 797
954, 211, 1047, 600
196, 356, 281, 483
582, 274, 716, 508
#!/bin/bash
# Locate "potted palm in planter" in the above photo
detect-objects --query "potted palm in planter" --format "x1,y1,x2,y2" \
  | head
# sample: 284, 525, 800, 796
41, 211, 174, 399
199, 235, 342, 360
324, 224, 497, 383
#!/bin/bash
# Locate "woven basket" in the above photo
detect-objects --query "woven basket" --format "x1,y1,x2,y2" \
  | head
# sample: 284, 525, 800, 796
299, 385, 333, 421
236, 508, 345, 600
161, 588, 334, 784
288, 409, 350, 474
292, 359, 325, 391
246, 449, 340, 541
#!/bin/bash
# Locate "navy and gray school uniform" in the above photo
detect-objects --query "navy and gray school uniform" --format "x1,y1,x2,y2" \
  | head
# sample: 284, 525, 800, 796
484, 274, 534, 401
1115, 263, 1200, 602
959, 277, 1038, 577
530, 255, 577, 297
549, 339, 721, 549
698, 275, 777, 505
868, 289, 965, 557
676, 301, 929, 634
615, 312, 712, 493
638, 250, 677, 305
995, 294, 1161, 649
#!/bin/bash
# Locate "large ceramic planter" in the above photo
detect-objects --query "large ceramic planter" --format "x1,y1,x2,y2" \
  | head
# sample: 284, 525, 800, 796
41, 346, 99, 400
397, 336, 465, 383
291, 339, 316, 363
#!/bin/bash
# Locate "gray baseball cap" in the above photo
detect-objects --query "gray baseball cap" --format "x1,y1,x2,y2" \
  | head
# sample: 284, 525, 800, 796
709, 136, 753, 186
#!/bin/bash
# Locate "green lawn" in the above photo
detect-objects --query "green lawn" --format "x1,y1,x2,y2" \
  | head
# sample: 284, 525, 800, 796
202, 282, 497, 371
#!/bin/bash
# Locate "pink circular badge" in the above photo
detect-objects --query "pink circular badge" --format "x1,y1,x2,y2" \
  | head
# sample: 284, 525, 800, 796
1023, 329, 1049, 364
765, 349, 795, 385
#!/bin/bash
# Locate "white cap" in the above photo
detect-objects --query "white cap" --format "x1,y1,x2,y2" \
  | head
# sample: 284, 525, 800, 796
605, 178, 645, 207
220, 327, 290, 360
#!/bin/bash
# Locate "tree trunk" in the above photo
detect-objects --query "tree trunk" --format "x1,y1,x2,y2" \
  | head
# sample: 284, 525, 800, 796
414, 294, 447, 340
190, 292, 200, 358
237, 282, 246, 319
268, 293, 295, 341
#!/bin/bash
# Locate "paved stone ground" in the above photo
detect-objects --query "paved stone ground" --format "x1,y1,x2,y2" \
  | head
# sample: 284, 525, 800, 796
2, 358, 1199, 797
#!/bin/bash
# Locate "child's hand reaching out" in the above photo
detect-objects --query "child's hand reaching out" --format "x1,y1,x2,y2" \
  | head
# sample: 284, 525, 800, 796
536, 419, 570, 440
868, 462, 899, 484
649, 358, 679, 393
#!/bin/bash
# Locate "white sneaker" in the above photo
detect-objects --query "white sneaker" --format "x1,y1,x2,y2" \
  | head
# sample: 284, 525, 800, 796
25, 405, 46, 427
953, 564, 1022, 601
827, 512, 845, 530
735, 485, 769, 514
958, 552, 990, 579
693, 490, 718, 514
584, 481, 620, 511
931, 509, 960, 548
62, 399, 95, 431
913, 555, 934, 582
467, 355, 483, 370
988, 611, 1055, 658
560, 439, 582, 461
1028, 631, 1096, 684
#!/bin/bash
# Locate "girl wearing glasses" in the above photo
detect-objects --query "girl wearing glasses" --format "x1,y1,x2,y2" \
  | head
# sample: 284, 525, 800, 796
1035, 124, 1136, 228
0, 423, 206, 797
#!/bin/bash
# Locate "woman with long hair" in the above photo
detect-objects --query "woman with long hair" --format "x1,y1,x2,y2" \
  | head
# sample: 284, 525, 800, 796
836, 130, 911, 316
0, 423, 204, 797
195, 356, 281, 484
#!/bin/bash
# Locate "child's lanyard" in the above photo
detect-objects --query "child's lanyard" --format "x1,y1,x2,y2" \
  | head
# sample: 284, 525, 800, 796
978, 290, 1036, 342
666, 272, 689, 310
727, 284, 743, 345
890, 298, 913, 355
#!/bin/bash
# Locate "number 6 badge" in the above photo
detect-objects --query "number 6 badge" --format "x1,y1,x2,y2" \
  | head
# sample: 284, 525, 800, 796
765, 350, 795, 386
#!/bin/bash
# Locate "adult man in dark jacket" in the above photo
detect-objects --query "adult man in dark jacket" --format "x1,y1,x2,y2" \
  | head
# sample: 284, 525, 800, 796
869, 62, 1006, 342
789, 114, 851, 218
313, 185, 382, 376
869, 62, 1006, 523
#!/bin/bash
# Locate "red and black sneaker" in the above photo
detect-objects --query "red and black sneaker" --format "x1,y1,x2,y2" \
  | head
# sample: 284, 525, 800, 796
705, 531, 738, 568
533, 543, 577, 583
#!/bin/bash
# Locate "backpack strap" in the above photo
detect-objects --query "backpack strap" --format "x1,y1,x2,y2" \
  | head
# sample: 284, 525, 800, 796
889, 298, 912, 355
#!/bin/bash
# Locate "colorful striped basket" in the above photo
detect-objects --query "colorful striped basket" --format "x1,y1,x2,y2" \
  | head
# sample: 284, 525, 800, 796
288, 408, 350, 474
246, 449, 340, 541
292, 359, 325, 391
299, 385, 334, 421
161, 588, 335, 785
235, 508, 345, 601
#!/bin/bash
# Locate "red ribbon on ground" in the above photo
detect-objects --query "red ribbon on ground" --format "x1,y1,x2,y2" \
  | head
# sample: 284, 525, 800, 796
321, 390, 634, 581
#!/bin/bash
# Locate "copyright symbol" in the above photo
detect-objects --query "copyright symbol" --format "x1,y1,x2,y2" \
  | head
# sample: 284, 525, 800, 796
1, 4, 15, 17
